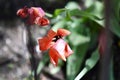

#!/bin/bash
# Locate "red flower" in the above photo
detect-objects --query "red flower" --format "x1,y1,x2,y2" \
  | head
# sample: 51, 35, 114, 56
17, 7, 49, 26
35, 17, 50, 26
17, 7, 28, 18
38, 28, 73, 66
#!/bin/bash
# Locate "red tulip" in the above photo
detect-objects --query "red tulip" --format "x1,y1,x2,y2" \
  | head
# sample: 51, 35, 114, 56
27, 7, 45, 24
17, 7, 28, 18
17, 7, 49, 26
38, 28, 73, 66
35, 17, 50, 26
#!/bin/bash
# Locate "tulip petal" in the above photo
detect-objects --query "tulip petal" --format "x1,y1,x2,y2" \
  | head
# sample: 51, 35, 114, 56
38, 30, 57, 51
51, 39, 67, 61
27, 9, 36, 24
28, 7, 45, 24
17, 7, 47, 26
65, 44, 73, 57
35, 17, 50, 26
17, 8, 28, 18
49, 48, 59, 66
47, 29, 57, 39
38, 37, 54, 51
57, 28, 71, 37
31, 7, 45, 18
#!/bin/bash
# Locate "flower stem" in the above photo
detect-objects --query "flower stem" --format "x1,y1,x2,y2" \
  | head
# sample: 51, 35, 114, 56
74, 68, 88, 80
25, 25, 38, 80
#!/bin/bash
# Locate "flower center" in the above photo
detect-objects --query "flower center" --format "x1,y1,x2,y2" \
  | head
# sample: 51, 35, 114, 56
52, 35, 62, 42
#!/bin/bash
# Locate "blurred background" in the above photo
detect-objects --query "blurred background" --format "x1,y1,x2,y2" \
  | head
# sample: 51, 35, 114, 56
0, 0, 120, 80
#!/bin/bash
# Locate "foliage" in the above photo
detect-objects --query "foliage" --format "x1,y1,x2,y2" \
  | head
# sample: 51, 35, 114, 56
49, 0, 103, 80
21, 0, 120, 80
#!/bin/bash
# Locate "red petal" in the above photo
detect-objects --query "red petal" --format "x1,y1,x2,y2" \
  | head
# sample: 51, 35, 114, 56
17, 8, 28, 18
27, 9, 36, 24
47, 29, 57, 39
38, 29, 57, 51
65, 44, 73, 57
49, 48, 59, 66
51, 39, 67, 61
35, 17, 50, 26
57, 28, 71, 37
38, 37, 54, 51
27, 7, 45, 25
31, 7, 45, 18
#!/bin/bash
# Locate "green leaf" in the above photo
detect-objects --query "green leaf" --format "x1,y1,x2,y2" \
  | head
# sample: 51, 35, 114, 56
69, 32, 90, 46
45, 12, 53, 18
85, 49, 99, 68
50, 66, 61, 74
84, 0, 95, 8
53, 9, 72, 21
67, 43, 89, 80
54, 8, 66, 17
65, 10, 72, 21
110, 0, 120, 37
85, 0, 104, 18
111, 0, 120, 20
37, 53, 49, 74
92, 1, 103, 18
110, 58, 114, 80
110, 16, 120, 37
75, 48, 100, 80
52, 20, 67, 31
65, 1, 80, 10
69, 9, 104, 27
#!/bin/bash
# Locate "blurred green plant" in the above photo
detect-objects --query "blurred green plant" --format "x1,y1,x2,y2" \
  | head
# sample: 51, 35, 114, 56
35, 0, 120, 80
110, 0, 120, 37
49, 1, 103, 80
36, 0, 103, 79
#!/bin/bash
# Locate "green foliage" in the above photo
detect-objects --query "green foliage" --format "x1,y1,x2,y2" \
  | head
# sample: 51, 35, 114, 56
49, 1, 103, 80
37, 52, 49, 74
110, 0, 120, 37
75, 48, 100, 80
65, 1, 80, 10
67, 43, 89, 80
37, 0, 120, 79
69, 32, 90, 46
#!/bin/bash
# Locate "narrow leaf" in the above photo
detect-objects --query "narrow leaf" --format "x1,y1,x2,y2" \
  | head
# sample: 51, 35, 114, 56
75, 48, 100, 80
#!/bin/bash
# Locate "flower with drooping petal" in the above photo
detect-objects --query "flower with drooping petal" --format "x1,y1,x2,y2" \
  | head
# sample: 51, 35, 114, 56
17, 6, 28, 18
17, 6, 49, 26
35, 17, 50, 26
38, 28, 73, 66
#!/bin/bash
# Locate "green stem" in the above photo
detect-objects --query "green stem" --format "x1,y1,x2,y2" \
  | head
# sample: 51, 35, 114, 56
74, 67, 88, 80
